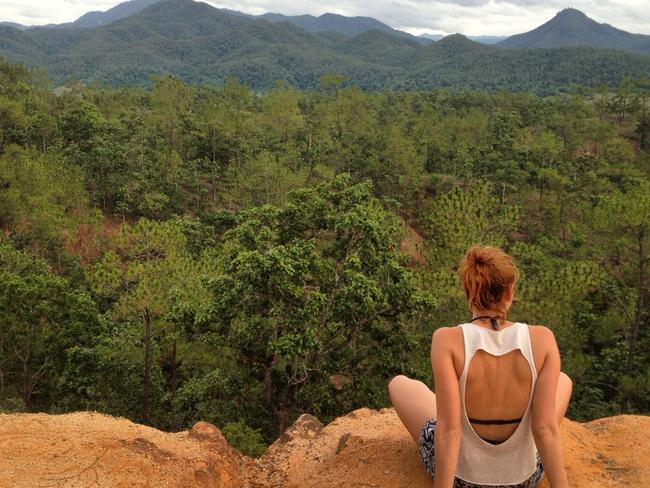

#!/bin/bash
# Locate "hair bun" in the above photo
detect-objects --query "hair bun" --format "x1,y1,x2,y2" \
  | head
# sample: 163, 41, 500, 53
467, 247, 489, 266
458, 245, 519, 312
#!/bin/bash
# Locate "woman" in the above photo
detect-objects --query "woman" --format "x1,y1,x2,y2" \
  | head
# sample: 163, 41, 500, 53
389, 245, 572, 488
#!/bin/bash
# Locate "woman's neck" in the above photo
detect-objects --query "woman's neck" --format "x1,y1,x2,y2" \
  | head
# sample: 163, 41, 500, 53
470, 308, 506, 320
470, 308, 512, 330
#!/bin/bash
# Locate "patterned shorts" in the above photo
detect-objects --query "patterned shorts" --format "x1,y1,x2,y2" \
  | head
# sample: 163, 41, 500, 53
419, 418, 545, 488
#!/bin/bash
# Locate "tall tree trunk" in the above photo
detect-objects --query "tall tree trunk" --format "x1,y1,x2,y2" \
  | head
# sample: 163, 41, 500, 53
169, 340, 179, 406
264, 354, 277, 404
276, 383, 294, 435
143, 307, 152, 424
276, 403, 290, 435
16, 349, 47, 411
0, 344, 5, 397
627, 229, 646, 374
307, 132, 314, 181
0, 210, 10, 237
17, 350, 31, 410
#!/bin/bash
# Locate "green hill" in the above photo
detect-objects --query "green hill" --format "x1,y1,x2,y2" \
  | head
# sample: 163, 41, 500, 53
499, 8, 650, 55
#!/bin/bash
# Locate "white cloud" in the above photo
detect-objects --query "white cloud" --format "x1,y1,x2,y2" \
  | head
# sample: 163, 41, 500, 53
0, 0, 116, 24
0, 0, 648, 36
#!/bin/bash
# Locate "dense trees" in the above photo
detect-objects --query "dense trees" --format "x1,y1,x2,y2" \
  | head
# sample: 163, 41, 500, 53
0, 242, 104, 411
205, 176, 428, 434
0, 57, 648, 454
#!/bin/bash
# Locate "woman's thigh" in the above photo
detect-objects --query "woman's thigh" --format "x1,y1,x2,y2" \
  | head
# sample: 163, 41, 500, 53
388, 375, 437, 444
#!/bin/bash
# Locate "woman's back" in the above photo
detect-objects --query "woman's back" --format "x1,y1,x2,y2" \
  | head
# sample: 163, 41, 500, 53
447, 321, 548, 444
445, 321, 543, 484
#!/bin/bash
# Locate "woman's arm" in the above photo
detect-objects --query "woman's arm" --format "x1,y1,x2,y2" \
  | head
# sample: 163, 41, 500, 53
431, 327, 462, 488
531, 327, 569, 488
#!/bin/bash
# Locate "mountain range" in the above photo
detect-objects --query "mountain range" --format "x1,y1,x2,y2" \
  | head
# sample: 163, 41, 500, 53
0, 1, 459, 45
5, 0, 649, 52
0, 2, 510, 46
0, 0, 649, 93
0, 0, 429, 41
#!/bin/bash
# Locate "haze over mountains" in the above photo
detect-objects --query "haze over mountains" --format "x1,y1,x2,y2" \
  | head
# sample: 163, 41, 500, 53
0, 0, 161, 29
0, 0, 649, 93
252, 13, 501, 44
0, 0, 487, 45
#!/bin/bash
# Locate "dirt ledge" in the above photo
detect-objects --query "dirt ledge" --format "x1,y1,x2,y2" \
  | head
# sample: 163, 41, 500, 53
1, 408, 648, 487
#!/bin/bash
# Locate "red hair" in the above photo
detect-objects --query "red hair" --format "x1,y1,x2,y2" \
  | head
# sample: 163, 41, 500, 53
458, 245, 519, 313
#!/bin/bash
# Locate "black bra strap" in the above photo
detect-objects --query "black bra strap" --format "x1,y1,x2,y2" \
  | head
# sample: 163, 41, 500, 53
468, 417, 523, 425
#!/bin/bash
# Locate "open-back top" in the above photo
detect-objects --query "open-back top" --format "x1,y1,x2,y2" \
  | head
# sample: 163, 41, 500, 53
455, 321, 539, 485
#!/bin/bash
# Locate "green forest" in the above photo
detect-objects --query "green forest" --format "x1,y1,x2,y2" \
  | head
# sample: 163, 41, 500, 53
0, 56, 648, 456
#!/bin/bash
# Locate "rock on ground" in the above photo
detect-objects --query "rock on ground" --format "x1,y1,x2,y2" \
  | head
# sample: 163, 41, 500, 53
1, 408, 649, 487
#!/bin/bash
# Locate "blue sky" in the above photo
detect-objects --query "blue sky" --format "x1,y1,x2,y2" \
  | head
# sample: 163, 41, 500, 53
0, 0, 648, 36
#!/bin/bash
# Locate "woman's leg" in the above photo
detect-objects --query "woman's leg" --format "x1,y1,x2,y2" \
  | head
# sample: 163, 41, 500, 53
388, 375, 437, 444
556, 372, 573, 426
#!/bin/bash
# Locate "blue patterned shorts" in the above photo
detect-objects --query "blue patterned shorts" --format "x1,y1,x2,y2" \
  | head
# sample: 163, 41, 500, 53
419, 418, 545, 488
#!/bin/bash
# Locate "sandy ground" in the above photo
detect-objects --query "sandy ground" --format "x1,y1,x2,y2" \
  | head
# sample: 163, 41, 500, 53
0, 412, 242, 488
1, 408, 648, 487
249, 408, 650, 488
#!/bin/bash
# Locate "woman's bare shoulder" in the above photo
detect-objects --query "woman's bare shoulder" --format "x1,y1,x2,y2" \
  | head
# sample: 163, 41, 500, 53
431, 325, 463, 341
527, 324, 559, 370
431, 326, 464, 355
528, 324, 557, 343
431, 326, 464, 374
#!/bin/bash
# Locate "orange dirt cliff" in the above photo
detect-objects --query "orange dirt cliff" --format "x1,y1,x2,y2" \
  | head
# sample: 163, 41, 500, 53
0, 408, 648, 487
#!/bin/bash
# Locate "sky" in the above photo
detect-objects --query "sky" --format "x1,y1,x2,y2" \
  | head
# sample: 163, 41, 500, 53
0, 0, 649, 36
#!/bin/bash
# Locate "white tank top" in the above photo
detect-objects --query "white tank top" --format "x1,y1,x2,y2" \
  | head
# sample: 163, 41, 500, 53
455, 322, 539, 485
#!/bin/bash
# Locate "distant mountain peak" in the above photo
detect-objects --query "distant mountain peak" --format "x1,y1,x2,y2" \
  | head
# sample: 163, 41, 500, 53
437, 33, 479, 46
441, 33, 468, 40
556, 7, 589, 18
498, 7, 650, 54
73, 0, 162, 28
550, 8, 597, 26
432, 33, 488, 56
